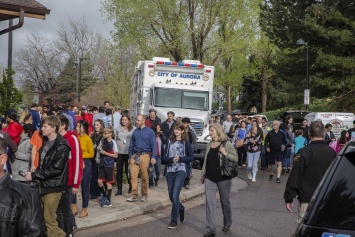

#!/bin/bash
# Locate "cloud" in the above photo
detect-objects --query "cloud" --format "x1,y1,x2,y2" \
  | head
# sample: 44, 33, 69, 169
0, 0, 114, 68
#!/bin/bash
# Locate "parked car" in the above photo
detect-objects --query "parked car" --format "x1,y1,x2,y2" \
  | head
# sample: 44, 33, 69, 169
293, 141, 355, 237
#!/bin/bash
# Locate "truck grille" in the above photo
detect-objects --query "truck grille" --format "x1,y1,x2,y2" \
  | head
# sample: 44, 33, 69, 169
190, 122, 203, 136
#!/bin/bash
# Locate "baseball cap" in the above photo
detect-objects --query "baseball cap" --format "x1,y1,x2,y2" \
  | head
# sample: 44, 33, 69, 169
82, 106, 88, 110
5, 108, 18, 120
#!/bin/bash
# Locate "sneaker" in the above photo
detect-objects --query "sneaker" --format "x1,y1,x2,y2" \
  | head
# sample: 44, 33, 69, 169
260, 167, 265, 170
247, 172, 252, 180
252, 178, 256, 182
286, 168, 291, 173
103, 199, 112, 207
149, 185, 154, 189
269, 175, 273, 181
141, 195, 147, 202
126, 196, 137, 202
276, 178, 281, 183
281, 168, 286, 174
222, 225, 230, 232
100, 196, 107, 207
168, 222, 177, 229
155, 180, 159, 186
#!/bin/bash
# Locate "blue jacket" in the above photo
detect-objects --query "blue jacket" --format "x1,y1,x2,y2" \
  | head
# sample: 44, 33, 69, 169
30, 109, 40, 130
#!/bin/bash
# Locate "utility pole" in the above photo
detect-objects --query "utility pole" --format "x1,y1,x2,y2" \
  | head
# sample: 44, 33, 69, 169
76, 57, 89, 102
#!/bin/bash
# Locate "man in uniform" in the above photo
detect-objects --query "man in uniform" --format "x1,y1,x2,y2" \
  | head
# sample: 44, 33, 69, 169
284, 121, 336, 222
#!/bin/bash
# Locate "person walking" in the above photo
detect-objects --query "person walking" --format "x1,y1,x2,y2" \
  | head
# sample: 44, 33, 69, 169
115, 115, 135, 195
127, 114, 157, 202
233, 120, 248, 167
149, 123, 167, 188
284, 121, 336, 223
201, 123, 238, 237
97, 126, 118, 207
162, 122, 194, 229
90, 119, 104, 199
57, 115, 83, 235
264, 120, 287, 183
0, 138, 46, 237
24, 115, 70, 237
244, 126, 262, 182
73, 120, 94, 218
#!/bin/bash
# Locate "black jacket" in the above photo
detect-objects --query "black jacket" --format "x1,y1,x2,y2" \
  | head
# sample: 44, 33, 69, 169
0, 172, 47, 237
264, 129, 287, 152
32, 134, 70, 194
284, 140, 336, 203
161, 119, 176, 139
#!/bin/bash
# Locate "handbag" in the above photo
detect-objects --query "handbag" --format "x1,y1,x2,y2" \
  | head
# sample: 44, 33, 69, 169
219, 141, 238, 178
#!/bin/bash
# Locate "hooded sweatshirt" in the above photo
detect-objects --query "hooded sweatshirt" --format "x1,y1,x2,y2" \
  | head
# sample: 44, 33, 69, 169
63, 131, 83, 189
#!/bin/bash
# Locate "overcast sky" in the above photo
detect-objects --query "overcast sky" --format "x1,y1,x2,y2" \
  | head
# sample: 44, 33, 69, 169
0, 0, 114, 68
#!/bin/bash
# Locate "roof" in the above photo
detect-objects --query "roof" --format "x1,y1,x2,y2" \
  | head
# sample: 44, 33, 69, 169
0, 0, 50, 21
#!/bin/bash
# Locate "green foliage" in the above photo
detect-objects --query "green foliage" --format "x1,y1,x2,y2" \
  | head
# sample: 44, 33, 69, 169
0, 69, 23, 114
260, 0, 355, 111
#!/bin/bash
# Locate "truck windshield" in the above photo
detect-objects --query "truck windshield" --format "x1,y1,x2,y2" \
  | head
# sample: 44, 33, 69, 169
154, 88, 209, 110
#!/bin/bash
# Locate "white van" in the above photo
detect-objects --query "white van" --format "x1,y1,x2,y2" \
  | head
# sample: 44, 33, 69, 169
304, 112, 355, 138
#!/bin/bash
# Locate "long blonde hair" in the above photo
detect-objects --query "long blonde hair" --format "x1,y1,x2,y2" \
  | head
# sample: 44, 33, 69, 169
209, 123, 229, 142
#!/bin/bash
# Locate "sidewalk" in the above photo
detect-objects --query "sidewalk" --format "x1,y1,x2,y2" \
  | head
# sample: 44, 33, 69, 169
75, 168, 248, 230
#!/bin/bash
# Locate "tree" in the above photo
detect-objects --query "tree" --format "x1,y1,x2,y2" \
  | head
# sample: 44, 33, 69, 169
260, 0, 355, 111
14, 33, 62, 95
0, 69, 22, 114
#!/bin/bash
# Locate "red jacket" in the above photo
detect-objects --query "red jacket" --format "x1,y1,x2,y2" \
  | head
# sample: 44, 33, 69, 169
82, 113, 93, 133
3, 122, 23, 145
63, 131, 83, 189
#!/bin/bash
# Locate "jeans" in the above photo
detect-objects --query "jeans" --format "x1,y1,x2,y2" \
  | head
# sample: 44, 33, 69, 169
57, 186, 74, 235
73, 159, 91, 208
260, 145, 267, 167
282, 148, 293, 168
117, 154, 131, 191
90, 159, 99, 198
149, 156, 161, 186
166, 171, 186, 224
247, 151, 260, 179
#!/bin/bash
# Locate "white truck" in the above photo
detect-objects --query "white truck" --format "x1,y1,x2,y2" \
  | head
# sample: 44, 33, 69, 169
304, 112, 355, 138
129, 57, 215, 166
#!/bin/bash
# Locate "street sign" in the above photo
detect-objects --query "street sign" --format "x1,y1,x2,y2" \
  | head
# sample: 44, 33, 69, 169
304, 89, 310, 105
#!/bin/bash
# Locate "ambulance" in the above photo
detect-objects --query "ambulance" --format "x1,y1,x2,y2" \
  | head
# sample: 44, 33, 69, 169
130, 57, 215, 165
304, 112, 355, 138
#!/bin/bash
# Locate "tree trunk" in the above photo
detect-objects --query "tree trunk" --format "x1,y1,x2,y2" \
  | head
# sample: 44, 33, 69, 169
227, 85, 232, 114
262, 66, 268, 113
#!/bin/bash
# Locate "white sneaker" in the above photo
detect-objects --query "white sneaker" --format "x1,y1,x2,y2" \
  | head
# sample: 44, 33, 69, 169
247, 172, 252, 180
252, 178, 256, 182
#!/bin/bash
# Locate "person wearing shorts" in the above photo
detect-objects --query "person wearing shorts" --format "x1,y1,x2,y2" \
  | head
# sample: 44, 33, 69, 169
97, 126, 118, 207
264, 120, 287, 183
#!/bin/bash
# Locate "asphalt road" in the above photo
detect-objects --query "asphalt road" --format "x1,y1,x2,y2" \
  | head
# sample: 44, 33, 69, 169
77, 169, 298, 237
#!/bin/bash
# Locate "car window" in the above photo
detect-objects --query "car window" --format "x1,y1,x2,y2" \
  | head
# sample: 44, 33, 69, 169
312, 152, 355, 230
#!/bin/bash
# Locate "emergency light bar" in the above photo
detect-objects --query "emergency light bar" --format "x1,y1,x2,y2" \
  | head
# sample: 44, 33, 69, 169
156, 61, 205, 69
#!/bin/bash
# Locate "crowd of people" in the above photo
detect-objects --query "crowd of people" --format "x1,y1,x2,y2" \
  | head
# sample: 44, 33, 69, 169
0, 101, 201, 236
0, 102, 350, 236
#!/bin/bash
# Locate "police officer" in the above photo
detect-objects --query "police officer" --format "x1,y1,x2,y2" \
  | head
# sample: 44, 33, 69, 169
284, 121, 336, 223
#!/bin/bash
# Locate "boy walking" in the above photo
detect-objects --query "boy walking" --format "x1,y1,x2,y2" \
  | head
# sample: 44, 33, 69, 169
294, 129, 307, 154
97, 126, 118, 207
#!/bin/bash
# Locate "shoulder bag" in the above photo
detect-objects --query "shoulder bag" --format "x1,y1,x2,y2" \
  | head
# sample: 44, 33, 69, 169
219, 141, 238, 178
